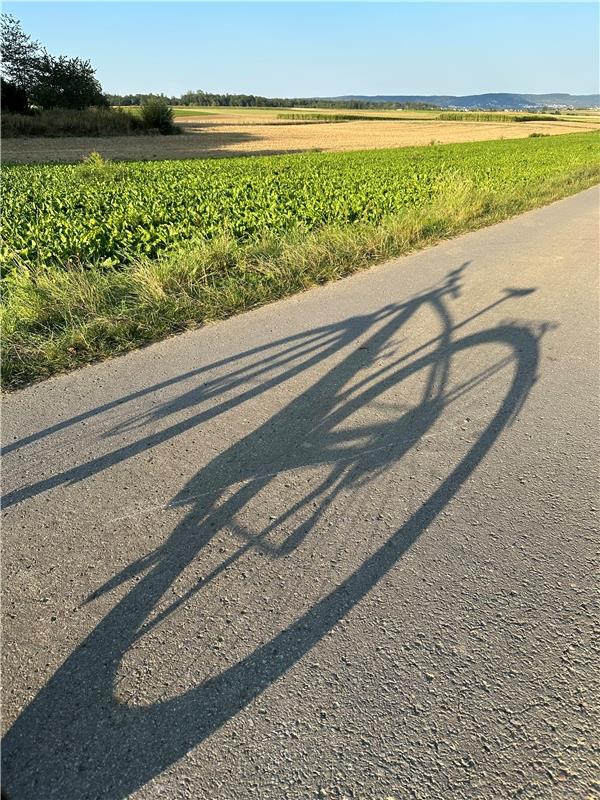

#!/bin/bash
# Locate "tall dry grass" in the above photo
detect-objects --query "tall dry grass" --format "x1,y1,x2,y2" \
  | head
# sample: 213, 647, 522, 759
1, 105, 180, 138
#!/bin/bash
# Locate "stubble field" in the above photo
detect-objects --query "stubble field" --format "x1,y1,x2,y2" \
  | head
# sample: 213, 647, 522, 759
3, 107, 599, 164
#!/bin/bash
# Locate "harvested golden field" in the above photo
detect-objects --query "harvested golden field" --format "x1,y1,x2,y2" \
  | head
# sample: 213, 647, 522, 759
3, 112, 599, 164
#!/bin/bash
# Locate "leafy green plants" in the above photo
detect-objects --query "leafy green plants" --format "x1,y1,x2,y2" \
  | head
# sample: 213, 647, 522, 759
2, 132, 598, 387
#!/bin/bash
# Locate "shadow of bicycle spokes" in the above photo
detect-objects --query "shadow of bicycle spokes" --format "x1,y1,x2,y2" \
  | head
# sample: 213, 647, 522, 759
2, 263, 552, 799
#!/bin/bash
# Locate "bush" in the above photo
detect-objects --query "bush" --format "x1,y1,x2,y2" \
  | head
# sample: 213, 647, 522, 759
140, 97, 177, 134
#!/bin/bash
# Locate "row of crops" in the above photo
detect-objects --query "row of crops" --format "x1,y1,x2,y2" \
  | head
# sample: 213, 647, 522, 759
276, 112, 394, 122
2, 133, 598, 276
437, 112, 559, 123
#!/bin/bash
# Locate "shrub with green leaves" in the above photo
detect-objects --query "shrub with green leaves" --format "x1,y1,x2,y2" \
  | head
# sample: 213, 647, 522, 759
140, 97, 176, 134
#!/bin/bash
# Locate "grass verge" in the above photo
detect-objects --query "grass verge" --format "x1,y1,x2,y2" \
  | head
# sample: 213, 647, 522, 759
2, 164, 598, 390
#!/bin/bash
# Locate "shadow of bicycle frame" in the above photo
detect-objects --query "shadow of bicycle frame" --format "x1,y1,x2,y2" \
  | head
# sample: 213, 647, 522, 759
2, 264, 549, 799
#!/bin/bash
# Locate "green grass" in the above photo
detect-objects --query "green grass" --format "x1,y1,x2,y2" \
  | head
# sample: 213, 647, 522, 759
2, 133, 599, 389
170, 107, 215, 117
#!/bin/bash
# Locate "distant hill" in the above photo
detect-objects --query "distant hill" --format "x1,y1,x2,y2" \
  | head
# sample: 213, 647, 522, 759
333, 93, 600, 110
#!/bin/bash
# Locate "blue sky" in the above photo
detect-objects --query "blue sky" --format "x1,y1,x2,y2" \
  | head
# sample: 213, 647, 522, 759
5, 2, 599, 97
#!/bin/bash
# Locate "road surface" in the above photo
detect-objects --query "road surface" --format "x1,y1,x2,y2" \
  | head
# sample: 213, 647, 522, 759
2, 187, 599, 799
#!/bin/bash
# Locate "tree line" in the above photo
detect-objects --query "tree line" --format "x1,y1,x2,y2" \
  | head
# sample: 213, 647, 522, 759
108, 90, 435, 110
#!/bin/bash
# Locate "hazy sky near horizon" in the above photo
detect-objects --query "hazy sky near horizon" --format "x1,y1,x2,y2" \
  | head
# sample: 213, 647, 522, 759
5, 2, 599, 97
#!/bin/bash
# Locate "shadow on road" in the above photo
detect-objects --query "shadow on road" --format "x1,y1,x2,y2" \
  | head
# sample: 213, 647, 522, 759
2, 265, 549, 798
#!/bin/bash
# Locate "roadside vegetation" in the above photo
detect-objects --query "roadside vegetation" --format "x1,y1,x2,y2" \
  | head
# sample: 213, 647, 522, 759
2, 132, 598, 389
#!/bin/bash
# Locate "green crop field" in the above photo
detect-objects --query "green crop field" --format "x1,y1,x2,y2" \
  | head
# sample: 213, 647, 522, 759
3, 132, 598, 276
2, 132, 599, 388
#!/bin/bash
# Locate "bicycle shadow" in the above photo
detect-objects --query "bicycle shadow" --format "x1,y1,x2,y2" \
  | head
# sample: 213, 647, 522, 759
2, 265, 549, 799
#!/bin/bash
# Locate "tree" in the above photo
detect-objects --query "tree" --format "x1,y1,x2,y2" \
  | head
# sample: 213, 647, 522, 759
0, 13, 45, 91
1, 76, 28, 113
1, 14, 107, 110
30, 55, 107, 109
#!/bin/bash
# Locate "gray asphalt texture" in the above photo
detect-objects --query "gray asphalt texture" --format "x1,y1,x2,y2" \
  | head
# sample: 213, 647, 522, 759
2, 187, 599, 800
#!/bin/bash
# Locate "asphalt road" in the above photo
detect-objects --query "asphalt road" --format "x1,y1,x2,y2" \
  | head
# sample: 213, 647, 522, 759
2, 187, 599, 800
